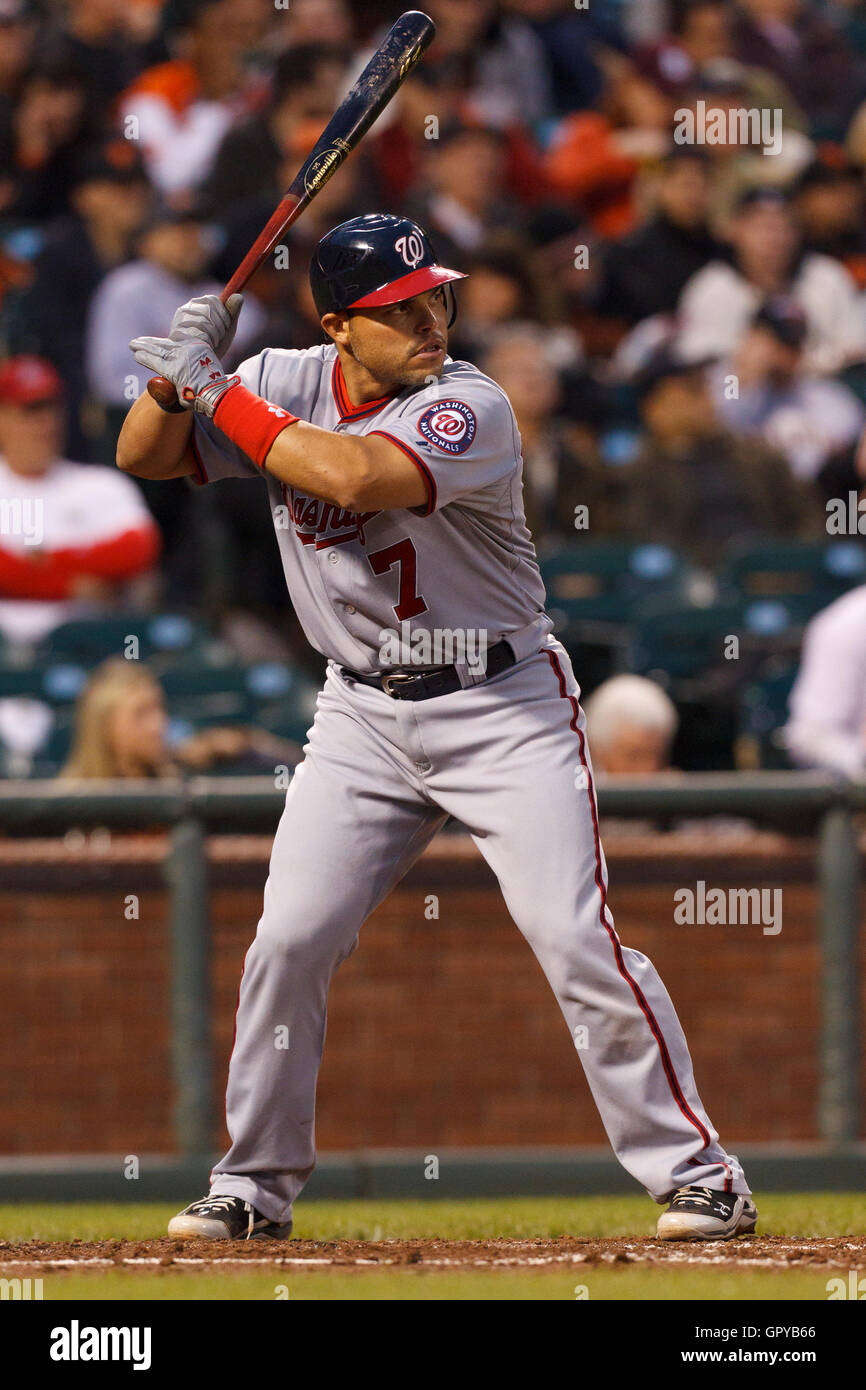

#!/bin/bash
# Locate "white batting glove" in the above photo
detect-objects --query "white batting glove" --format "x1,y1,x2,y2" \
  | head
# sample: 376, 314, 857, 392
168, 293, 244, 358
130, 336, 239, 417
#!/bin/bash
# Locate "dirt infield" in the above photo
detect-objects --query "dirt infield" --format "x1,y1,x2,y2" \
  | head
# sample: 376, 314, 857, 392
2, 1235, 864, 1272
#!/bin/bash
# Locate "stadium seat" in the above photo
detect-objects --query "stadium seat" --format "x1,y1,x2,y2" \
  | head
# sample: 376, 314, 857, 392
628, 595, 815, 690
256, 684, 320, 746
0, 662, 87, 704
161, 662, 252, 723
39, 612, 209, 664
539, 541, 691, 634
736, 660, 799, 770
719, 539, 866, 603
161, 660, 320, 731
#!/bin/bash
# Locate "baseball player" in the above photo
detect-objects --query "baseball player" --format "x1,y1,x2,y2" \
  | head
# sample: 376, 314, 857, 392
119, 213, 756, 1243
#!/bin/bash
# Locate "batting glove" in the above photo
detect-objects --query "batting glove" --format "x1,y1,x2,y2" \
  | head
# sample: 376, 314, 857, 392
130, 336, 239, 418
168, 293, 244, 358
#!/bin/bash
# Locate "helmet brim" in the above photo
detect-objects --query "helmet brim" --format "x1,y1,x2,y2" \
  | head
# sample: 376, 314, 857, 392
347, 264, 467, 310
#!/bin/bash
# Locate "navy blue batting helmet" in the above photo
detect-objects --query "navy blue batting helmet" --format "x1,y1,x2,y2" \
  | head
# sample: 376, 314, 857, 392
309, 213, 466, 319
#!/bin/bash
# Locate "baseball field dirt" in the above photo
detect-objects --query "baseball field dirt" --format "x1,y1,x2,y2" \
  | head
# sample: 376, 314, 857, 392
2, 1195, 865, 1300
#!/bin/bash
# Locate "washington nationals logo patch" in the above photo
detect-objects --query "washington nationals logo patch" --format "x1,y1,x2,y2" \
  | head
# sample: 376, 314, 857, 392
418, 400, 477, 455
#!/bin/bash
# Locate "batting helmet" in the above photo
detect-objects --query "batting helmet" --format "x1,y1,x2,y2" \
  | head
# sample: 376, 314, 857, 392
309, 213, 466, 321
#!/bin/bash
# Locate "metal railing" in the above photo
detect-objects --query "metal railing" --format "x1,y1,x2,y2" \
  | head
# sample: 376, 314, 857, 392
0, 772, 863, 1154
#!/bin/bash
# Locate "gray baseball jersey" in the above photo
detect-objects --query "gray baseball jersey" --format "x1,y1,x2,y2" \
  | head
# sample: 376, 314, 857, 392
192, 345, 552, 675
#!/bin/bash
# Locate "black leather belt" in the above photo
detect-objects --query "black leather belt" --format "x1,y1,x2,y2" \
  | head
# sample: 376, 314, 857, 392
341, 639, 515, 700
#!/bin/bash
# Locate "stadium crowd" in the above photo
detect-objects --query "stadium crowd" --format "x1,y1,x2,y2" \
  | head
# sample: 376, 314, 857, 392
1, 0, 866, 779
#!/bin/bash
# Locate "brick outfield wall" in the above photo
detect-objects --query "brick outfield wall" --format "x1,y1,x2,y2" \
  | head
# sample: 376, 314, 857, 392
0, 829, 863, 1155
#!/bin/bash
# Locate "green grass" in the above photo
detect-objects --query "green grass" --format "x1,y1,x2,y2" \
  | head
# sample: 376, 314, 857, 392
3, 1193, 866, 1243
2, 1195, 864, 1301
30, 1268, 843, 1301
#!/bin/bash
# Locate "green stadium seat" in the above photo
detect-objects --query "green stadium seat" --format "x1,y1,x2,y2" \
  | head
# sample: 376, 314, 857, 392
256, 685, 320, 746
720, 539, 866, 603
39, 612, 208, 664
161, 662, 252, 723
0, 662, 87, 704
539, 541, 692, 640
161, 661, 320, 731
629, 595, 815, 689
737, 660, 799, 770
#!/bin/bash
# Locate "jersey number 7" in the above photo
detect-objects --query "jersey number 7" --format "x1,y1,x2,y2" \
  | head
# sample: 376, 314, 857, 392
367, 538, 428, 620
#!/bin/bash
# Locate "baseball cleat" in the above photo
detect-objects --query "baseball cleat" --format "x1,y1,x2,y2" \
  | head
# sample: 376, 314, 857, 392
168, 1195, 292, 1241
656, 1186, 758, 1241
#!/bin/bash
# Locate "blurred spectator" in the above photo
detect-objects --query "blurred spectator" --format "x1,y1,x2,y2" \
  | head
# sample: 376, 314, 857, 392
676, 187, 866, 374
710, 296, 865, 488
423, 0, 554, 128
584, 674, 679, 775
733, 0, 862, 140
793, 158, 866, 288
118, 0, 266, 198
504, 0, 622, 116
274, 0, 354, 49
406, 123, 522, 261
784, 584, 866, 776
42, 0, 166, 128
7, 139, 151, 459
449, 231, 558, 360
372, 53, 547, 206
666, 63, 814, 226
86, 206, 265, 415
0, 58, 89, 222
544, 51, 672, 239
621, 348, 820, 565
201, 43, 348, 216
60, 657, 302, 778
0, 0, 36, 107
482, 325, 621, 541
637, 0, 806, 126
592, 149, 722, 324
0, 357, 160, 645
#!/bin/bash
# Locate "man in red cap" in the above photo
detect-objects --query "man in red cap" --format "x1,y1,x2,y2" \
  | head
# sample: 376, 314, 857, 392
0, 356, 160, 644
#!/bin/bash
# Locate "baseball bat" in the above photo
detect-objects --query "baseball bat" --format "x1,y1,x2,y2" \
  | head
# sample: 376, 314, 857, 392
147, 10, 436, 412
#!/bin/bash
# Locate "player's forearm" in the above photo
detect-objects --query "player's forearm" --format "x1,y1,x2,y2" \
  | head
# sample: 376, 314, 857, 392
116, 393, 196, 479
206, 384, 425, 510
261, 422, 391, 511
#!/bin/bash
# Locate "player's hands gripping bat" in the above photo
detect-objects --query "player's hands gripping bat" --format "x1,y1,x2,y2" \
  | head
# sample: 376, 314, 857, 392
168, 293, 245, 358
131, 337, 237, 417
145, 10, 437, 412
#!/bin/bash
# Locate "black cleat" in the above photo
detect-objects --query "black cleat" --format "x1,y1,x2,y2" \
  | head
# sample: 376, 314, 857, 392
168, 1195, 292, 1241
656, 1186, 758, 1241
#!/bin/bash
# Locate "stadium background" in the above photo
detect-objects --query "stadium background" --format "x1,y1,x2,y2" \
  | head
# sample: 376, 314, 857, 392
0, 0, 864, 1196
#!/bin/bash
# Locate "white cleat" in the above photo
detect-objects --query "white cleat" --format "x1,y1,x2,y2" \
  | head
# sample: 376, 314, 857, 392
656, 1186, 758, 1241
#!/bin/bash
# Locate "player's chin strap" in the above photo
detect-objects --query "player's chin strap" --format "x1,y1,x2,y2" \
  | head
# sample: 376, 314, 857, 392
445, 282, 458, 329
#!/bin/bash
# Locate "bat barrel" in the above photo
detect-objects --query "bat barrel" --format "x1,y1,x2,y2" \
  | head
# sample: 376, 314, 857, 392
146, 12, 436, 413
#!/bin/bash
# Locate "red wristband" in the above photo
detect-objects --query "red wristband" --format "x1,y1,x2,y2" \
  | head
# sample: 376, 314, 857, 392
213, 383, 300, 468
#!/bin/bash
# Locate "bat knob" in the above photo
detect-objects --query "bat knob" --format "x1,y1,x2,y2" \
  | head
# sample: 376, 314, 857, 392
147, 375, 186, 414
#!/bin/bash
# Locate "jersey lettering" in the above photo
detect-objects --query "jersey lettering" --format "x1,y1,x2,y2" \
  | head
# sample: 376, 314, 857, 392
368, 538, 427, 620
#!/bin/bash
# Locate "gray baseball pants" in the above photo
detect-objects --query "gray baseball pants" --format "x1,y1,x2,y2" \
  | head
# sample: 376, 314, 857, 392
209, 641, 749, 1225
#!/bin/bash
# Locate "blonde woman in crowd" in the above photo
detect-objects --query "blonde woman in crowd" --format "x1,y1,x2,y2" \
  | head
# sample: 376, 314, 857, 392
60, 658, 300, 780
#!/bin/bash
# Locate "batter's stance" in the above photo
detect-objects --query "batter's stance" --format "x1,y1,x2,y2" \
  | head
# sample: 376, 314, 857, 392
120, 214, 756, 1243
